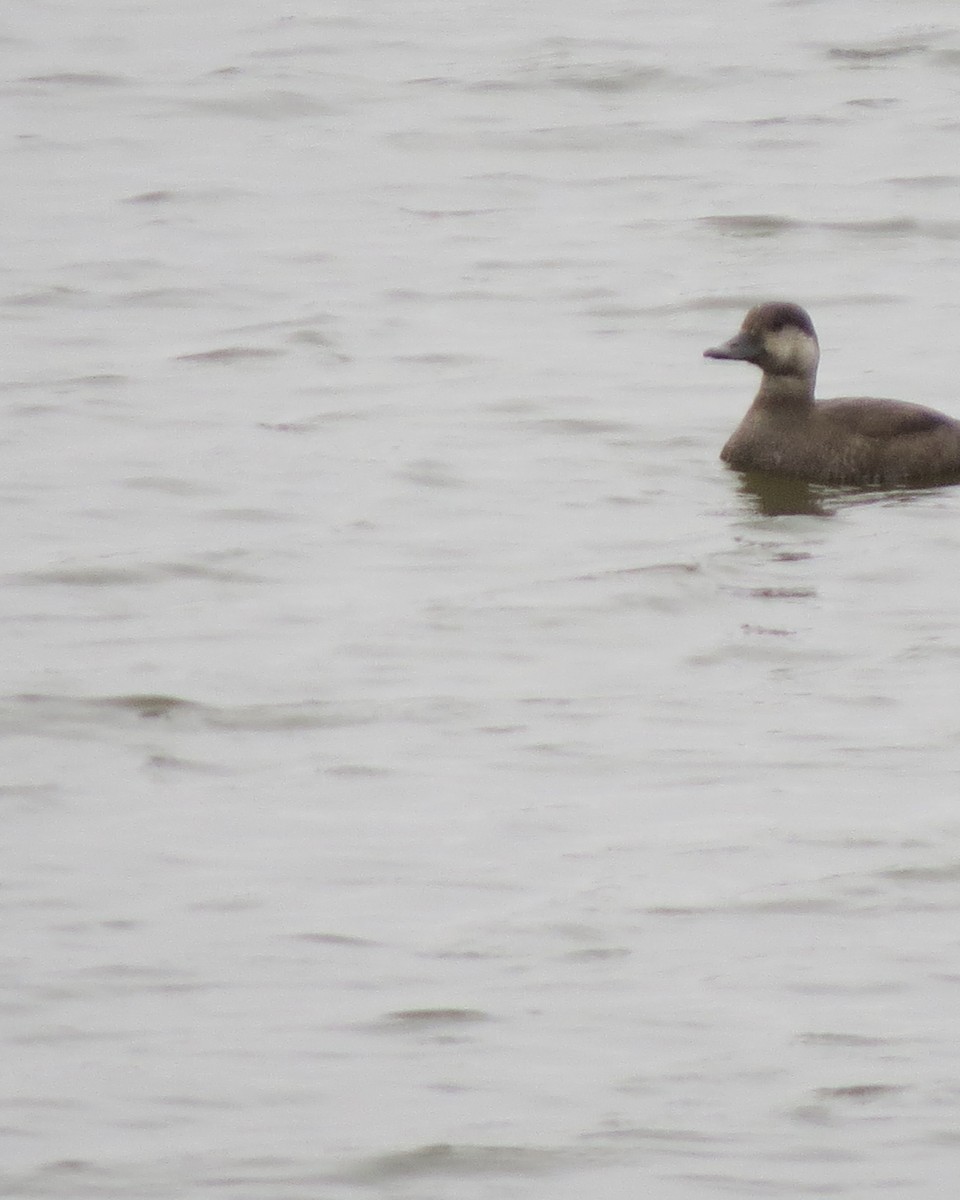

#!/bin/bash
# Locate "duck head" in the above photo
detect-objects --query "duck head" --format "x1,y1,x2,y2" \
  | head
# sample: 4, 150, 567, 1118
705, 301, 820, 385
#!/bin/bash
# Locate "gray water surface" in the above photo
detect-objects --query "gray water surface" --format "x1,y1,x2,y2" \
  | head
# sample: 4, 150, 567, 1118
5, 1, 960, 1196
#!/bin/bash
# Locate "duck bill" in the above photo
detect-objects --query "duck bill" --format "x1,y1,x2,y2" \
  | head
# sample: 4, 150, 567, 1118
704, 331, 760, 361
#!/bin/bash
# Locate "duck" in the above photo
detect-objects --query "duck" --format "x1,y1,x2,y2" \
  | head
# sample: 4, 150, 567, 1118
704, 301, 960, 486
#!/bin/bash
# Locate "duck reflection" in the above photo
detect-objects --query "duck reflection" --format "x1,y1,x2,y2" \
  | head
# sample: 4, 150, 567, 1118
735, 470, 948, 517
736, 471, 834, 516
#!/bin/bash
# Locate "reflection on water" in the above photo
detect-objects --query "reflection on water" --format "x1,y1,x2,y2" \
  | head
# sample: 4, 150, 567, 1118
735, 471, 960, 517
735, 471, 836, 517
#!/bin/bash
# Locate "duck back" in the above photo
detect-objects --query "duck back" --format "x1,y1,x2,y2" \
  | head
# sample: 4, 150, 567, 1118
721, 397, 960, 486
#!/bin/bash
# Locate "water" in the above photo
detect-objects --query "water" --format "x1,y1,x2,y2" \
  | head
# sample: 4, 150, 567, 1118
5, 1, 960, 1195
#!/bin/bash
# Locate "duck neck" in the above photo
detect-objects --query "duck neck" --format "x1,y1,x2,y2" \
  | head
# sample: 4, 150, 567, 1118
754, 371, 816, 412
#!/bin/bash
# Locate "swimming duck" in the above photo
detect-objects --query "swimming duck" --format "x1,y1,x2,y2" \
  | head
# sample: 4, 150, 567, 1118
704, 302, 960, 486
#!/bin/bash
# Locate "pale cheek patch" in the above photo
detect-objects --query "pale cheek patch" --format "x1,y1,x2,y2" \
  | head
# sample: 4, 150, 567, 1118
765, 327, 819, 374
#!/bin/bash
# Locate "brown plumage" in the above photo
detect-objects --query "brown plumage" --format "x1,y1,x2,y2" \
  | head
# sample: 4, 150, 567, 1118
704, 302, 960, 486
